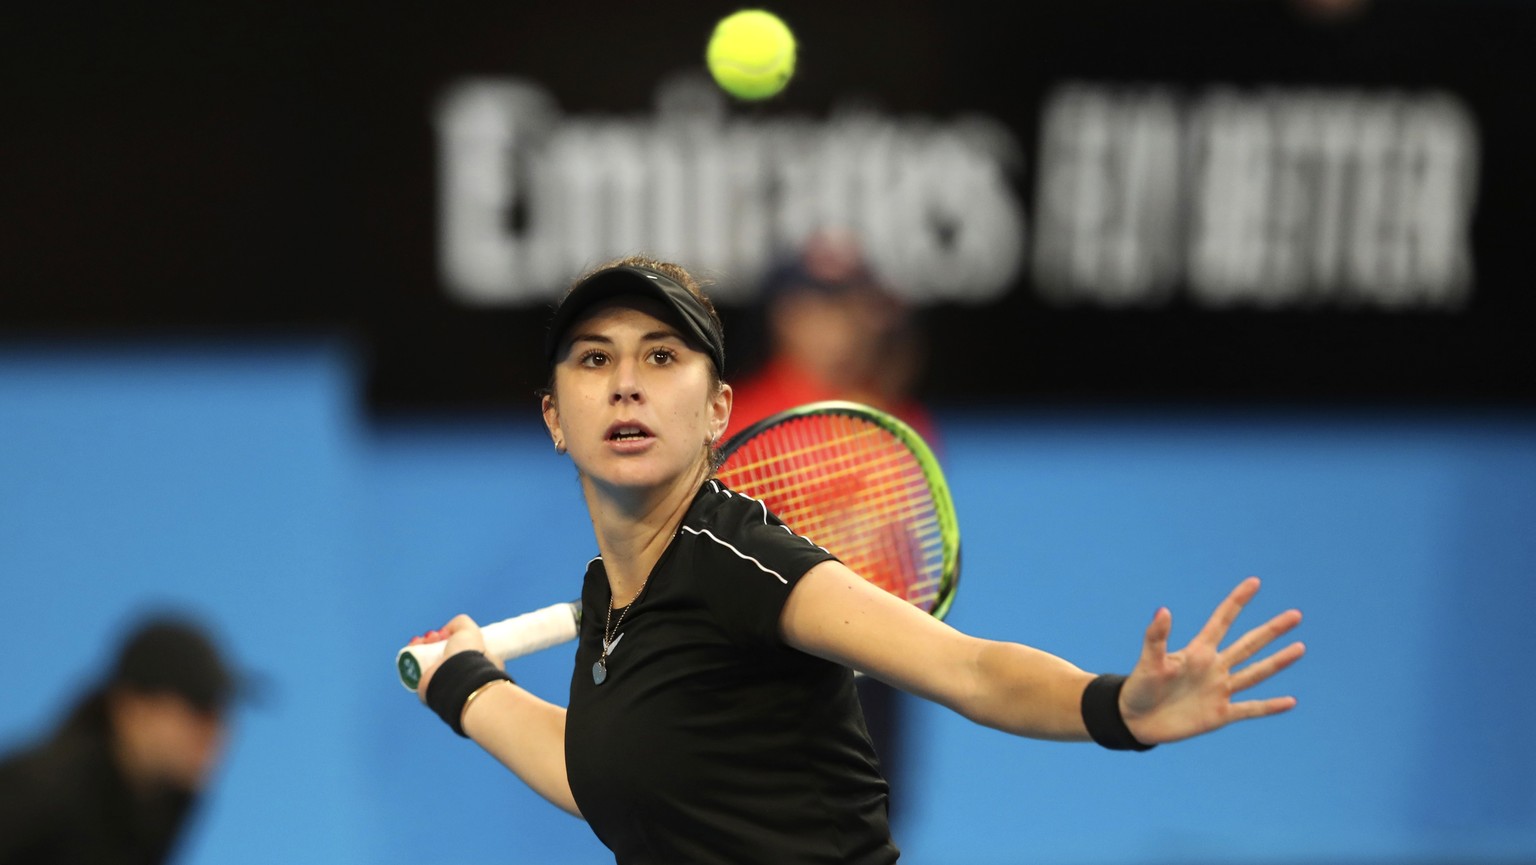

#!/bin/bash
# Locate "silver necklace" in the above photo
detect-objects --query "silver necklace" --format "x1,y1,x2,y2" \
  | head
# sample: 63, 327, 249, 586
593, 578, 648, 685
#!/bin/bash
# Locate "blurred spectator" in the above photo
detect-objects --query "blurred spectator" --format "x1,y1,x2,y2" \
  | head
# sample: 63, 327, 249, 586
0, 614, 251, 865
726, 228, 940, 446
727, 228, 940, 830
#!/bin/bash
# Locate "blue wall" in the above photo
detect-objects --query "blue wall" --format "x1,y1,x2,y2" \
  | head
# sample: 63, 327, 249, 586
2, 339, 1533, 865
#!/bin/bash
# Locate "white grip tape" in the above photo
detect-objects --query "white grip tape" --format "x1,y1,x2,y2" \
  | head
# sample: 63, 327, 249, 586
395, 601, 581, 690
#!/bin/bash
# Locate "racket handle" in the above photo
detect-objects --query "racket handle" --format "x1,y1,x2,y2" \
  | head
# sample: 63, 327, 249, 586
395, 601, 582, 691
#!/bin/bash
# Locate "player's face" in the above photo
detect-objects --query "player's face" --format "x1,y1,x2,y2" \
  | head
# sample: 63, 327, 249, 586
543, 297, 731, 493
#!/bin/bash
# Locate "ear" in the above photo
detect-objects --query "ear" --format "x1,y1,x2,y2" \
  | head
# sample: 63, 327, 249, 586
708, 382, 733, 446
541, 392, 562, 446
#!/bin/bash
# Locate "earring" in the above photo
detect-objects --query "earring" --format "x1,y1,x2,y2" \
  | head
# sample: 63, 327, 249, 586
554, 439, 567, 454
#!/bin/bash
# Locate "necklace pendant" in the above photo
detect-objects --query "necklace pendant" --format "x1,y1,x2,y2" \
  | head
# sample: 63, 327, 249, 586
592, 659, 607, 685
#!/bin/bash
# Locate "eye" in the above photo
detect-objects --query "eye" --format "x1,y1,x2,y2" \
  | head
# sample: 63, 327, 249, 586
578, 349, 610, 368
649, 347, 678, 365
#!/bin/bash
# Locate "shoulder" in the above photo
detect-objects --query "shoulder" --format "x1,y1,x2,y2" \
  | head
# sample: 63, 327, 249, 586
684, 481, 803, 542
662, 482, 838, 647
677, 481, 834, 583
689, 479, 760, 520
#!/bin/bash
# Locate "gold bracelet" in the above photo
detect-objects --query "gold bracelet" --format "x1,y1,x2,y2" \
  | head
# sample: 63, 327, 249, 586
459, 677, 511, 735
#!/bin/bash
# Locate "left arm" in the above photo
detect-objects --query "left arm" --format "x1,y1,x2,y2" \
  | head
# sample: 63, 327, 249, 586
780, 563, 1304, 745
781, 560, 1094, 740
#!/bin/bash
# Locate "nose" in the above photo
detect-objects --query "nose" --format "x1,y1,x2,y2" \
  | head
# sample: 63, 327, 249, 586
609, 359, 643, 404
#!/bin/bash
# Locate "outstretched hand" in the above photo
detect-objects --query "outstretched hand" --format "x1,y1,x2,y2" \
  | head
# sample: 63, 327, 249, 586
1120, 577, 1304, 746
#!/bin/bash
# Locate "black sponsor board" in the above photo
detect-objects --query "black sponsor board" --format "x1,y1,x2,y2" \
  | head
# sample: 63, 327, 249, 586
6, 1, 1533, 411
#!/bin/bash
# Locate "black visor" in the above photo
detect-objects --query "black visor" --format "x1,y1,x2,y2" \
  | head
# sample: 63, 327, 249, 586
544, 265, 725, 373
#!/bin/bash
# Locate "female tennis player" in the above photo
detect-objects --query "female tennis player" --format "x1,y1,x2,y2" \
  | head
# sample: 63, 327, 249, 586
407, 254, 1306, 865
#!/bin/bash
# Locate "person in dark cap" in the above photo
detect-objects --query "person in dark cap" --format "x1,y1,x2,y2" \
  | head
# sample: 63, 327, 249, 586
403, 253, 1305, 865
0, 614, 246, 865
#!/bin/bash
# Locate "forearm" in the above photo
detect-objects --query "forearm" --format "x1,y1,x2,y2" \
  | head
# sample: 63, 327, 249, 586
461, 683, 582, 818
953, 640, 1097, 741
784, 565, 1100, 740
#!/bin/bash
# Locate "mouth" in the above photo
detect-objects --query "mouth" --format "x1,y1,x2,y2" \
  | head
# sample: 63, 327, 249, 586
605, 421, 656, 443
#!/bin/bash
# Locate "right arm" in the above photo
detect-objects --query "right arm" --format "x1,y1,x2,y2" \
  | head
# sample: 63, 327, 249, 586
414, 615, 582, 818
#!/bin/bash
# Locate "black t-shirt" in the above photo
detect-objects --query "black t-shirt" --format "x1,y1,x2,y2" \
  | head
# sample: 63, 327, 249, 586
565, 481, 899, 865
0, 697, 195, 865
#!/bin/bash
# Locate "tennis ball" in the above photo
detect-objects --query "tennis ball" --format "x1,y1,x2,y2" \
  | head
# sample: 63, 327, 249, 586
706, 9, 796, 101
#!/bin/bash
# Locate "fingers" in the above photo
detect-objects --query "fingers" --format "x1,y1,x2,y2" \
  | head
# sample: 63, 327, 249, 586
1228, 694, 1299, 722
1219, 608, 1303, 669
407, 614, 480, 646
444, 613, 481, 633
1142, 607, 1172, 668
1193, 576, 1262, 649
442, 614, 490, 657
1229, 641, 1306, 693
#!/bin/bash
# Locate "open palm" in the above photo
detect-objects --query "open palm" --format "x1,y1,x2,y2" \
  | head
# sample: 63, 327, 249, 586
1120, 577, 1305, 746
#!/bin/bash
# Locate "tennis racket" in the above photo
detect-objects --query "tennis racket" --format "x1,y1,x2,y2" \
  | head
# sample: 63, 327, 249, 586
396, 400, 960, 690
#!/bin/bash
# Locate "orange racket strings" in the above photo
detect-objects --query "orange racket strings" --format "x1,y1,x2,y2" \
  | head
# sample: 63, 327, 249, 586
719, 414, 944, 610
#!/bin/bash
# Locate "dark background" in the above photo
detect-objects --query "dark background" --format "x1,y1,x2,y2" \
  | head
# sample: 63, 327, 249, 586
6, 0, 1533, 414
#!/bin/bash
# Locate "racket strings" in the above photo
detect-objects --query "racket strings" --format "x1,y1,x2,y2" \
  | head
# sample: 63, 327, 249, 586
719, 425, 887, 477
738, 450, 927, 516
719, 414, 945, 611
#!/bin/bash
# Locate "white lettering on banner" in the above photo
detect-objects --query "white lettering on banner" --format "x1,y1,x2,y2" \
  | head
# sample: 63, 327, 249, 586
1035, 83, 1480, 310
435, 76, 1028, 306
436, 80, 559, 302
439, 77, 1479, 312
1032, 84, 1184, 306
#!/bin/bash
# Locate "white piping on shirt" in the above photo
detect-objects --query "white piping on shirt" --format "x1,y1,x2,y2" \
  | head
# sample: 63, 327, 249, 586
706, 481, 830, 553
679, 526, 788, 584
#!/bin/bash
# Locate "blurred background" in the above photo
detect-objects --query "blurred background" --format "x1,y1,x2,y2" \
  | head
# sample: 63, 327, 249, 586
3, 1, 1534, 863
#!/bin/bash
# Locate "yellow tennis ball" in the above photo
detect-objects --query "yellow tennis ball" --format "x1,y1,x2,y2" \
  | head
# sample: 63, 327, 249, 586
706, 9, 796, 101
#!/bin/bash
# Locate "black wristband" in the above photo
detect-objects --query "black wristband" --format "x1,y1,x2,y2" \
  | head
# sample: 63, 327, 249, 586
425, 651, 513, 738
1081, 673, 1155, 752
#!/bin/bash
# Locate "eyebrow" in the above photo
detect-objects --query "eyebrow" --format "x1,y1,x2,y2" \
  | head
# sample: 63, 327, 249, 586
568, 329, 686, 347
